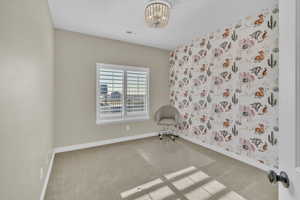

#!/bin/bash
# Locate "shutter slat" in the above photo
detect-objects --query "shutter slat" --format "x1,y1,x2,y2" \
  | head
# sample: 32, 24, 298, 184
97, 68, 124, 121
125, 71, 148, 116
97, 65, 149, 123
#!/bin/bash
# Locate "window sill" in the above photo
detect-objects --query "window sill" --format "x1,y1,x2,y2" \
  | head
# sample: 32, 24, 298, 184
96, 116, 150, 125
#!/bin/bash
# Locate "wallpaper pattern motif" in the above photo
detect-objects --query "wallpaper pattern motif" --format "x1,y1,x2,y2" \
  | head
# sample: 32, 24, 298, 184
169, 7, 279, 168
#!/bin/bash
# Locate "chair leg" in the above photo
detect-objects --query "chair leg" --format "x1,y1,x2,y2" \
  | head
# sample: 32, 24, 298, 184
170, 134, 175, 141
159, 133, 163, 140
158, 129, 166, 140
158, 126, 178, 141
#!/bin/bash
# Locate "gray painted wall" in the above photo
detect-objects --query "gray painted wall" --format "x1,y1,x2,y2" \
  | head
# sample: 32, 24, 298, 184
0, 0, 54, 199
54, 30, 170, 147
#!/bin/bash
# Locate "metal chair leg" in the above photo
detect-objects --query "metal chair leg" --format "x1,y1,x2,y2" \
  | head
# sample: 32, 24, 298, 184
157, 125, 179, 141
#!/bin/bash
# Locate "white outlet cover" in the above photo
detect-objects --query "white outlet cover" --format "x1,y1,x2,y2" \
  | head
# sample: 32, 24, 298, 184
126, 125, 131, 131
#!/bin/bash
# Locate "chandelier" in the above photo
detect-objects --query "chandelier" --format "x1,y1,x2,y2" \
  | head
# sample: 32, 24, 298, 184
145, 0, 172, 28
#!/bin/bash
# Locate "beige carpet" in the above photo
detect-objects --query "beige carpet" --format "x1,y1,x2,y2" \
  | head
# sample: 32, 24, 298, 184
45, 137, 277, 200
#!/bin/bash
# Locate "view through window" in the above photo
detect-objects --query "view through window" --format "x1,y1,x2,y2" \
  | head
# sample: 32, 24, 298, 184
96, 64, 149, 124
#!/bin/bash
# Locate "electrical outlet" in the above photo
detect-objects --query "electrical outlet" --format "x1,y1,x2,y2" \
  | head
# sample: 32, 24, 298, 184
40, 168, 44, 180
126, 125, 130, 131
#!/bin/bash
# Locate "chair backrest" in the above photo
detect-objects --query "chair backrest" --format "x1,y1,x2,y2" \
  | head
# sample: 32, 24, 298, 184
154, 105, 181, 124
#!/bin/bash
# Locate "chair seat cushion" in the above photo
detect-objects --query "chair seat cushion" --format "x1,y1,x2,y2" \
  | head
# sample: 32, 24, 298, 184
158, 118, 176, 125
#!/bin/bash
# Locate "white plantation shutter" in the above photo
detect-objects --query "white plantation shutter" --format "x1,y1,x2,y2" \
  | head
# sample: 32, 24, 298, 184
96, 64, 149, 124
97, 67, 124, 122
126, 70, 148, 117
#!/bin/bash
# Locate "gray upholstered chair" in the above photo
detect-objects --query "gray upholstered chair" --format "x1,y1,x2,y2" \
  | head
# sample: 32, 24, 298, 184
154, 105, 181, 141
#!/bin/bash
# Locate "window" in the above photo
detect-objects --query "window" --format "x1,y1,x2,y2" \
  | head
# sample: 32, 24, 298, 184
96, 63, 150, 124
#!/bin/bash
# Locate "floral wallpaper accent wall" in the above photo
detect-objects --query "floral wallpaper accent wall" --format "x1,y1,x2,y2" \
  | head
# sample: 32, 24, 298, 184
169, 7, 279, 168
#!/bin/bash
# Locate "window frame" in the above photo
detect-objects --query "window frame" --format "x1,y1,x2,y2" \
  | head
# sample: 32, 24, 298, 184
96, 63, 150, 125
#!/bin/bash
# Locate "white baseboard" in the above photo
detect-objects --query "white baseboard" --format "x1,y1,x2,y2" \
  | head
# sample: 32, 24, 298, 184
179, 135, 277, 172
40, 132, 158, 200
40, 152, 55, 200
54, 132, 158, 153
40, 132, 275, 200
54, 132, 275, 172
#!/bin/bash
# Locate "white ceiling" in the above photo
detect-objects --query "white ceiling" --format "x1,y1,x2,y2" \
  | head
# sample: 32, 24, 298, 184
48, 0, 277, 50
